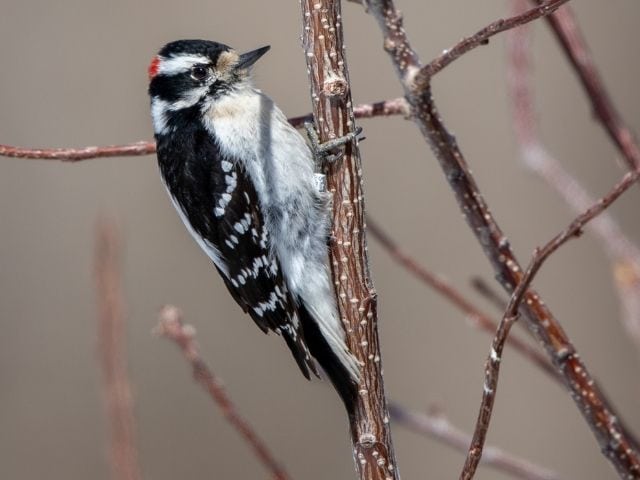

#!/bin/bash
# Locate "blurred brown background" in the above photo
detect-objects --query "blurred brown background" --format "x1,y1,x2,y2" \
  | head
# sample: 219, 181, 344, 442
1, 1, 639, 479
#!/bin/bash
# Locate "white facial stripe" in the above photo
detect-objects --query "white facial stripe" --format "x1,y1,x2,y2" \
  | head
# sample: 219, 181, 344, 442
158, 54, 211, 76
150, 84, 209, 135
151, 98, 171, 135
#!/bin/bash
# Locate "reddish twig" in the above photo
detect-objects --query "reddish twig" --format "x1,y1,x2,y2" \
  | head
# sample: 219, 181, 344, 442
506, 2, 640, 353
461, 167, 640, 479
390, 404, 562, 480
0, 141, 156, 161
415, 0, 569, 84
533, 2, 640, 174
94, 218, 143, 480
300, 2, 399, 479
362, 0, 640, 476
0, 99, 407, 161
288, 97, 408, 128
154, 306, 290, 480
366, 217, 557, 382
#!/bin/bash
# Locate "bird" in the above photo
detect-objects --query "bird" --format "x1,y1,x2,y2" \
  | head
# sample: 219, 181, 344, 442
148, 39, 360, 413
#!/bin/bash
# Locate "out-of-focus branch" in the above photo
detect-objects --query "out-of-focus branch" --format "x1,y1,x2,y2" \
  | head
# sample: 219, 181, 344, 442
369, 217, 640, 462
470, 277, 508, 312
300, 2, 399, 479
94, 219, 142, 480
390, 404, 562, 480
362, 0, 640, 476
366, 216, 557, 381
0, 99, 407, 161
415, 0, 569, 84
614, 264, 640, 353
532, 1, 640, 175
461, 165, 640, 479
506, 2, 640, 353
154, 306, 290, 480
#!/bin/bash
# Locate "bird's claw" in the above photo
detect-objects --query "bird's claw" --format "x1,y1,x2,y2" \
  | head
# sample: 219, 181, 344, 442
305, 122, 363, 166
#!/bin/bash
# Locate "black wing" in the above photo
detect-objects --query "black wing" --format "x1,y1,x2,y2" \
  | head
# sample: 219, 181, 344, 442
157, 122, 317, 379
213, 163, 319, 378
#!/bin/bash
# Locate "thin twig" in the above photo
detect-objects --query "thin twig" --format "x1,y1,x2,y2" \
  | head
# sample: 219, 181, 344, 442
390, 404, 562, 480
300, 2, 399, 479
506, 2, 640, 353
533, 1, 640, 174
369, 216, 638, 464
0, 99, 407, 161
362, 0, 640, 476
94, 218, 143, 480
461, 166, 640, 479
416, 0, 569, 84
154, 306, 290, 480
366, 216, 557, 381
288, 97, 409, 128
0, 141, 156, 161
460, 314, 517, 480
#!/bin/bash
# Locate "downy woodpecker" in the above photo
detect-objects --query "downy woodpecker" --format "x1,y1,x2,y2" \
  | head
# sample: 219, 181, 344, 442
148, 39, 360, 411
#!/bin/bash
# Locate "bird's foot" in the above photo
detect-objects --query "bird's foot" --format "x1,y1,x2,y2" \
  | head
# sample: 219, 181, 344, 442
305, 122, 364, 165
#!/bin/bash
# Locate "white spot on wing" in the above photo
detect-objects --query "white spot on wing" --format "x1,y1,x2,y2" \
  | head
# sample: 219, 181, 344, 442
221, 160, 233, 172
225, 172, 237, 193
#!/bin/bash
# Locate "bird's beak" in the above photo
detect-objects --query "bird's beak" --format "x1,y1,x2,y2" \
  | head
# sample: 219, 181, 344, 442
236, 46, 271, 71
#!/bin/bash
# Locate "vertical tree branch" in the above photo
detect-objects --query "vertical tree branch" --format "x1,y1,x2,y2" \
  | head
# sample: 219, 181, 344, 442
361, 0, 640, 476
299, 2, 399, 479
94, 219, 143, 480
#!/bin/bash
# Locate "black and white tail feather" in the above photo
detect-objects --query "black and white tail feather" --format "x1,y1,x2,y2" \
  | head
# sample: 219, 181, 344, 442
148, 39, 360, 412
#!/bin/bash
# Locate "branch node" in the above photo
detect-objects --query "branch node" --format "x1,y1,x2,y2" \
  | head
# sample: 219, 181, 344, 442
323, 72, 349, 98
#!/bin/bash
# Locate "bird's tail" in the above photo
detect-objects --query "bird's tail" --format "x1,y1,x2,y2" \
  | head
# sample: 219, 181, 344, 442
298, 304, 359, 417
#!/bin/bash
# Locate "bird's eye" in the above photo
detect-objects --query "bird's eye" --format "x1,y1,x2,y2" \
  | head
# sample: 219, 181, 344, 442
190, 64, 209, 81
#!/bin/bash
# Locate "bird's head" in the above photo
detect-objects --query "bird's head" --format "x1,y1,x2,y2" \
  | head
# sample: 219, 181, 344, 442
148, 39, 270, 135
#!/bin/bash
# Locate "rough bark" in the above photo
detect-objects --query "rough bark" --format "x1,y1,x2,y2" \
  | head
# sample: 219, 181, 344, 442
300, 1, 399, 479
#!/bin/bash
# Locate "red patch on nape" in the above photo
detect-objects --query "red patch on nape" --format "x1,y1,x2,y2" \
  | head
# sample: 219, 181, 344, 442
148, 56, 161, 80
